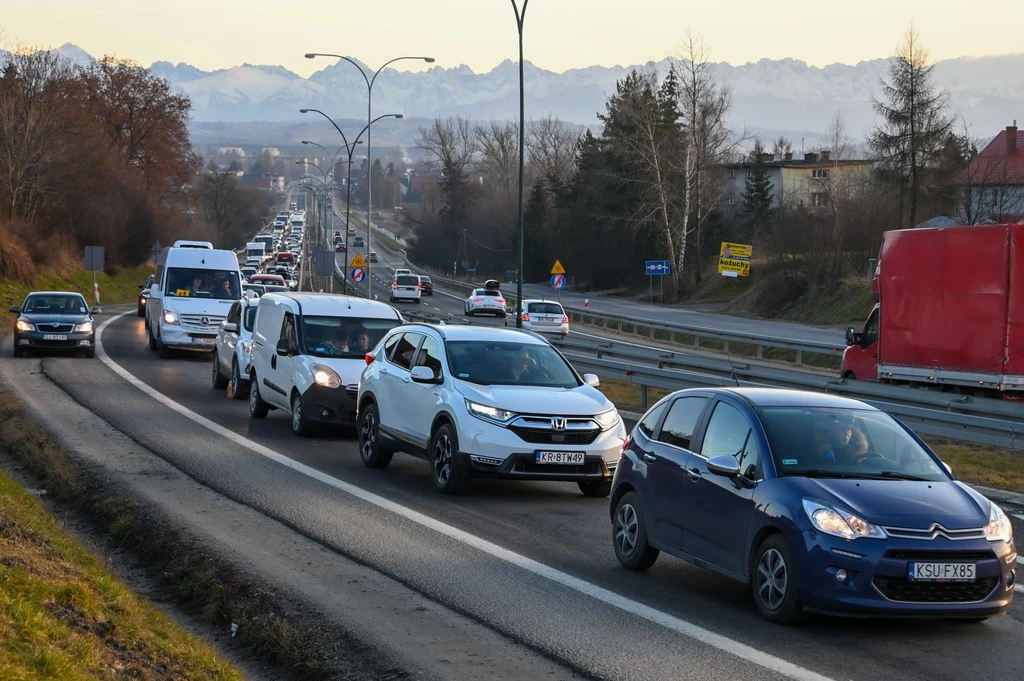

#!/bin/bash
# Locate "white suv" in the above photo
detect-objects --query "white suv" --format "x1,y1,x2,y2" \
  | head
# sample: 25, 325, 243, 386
357, 324, 625, 495
389, 273, 421, 304
211, 293, 260, 399
247, 293, 402, 435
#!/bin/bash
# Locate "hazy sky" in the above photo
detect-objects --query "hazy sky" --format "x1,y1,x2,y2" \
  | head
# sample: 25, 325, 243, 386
4, 0, 1021, 76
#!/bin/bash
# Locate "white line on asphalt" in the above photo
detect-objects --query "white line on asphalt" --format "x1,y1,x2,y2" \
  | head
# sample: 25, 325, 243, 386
1018, 556, 1023, 566
1016, 585, 1024, 594
95, 311, 832, 681
1014, 513, 1024, 521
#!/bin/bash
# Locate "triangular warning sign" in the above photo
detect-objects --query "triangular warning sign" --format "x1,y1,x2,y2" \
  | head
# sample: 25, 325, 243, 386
550, 260, 566, 275
350, 253, 366, 268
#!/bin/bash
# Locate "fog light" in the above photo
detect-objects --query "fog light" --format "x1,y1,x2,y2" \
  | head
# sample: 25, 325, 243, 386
18, 339, 29, 345
835, 569, 848, 584
320, 409, 330, 419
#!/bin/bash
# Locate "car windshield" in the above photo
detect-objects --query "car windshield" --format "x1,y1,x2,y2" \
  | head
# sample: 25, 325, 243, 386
23, 294, 88, 315
758, 407, 948, 481
529, 303, 563, 314
301, 317, 400, 358
165, 268, 240, 299
242, 284, 265, 296
243, 306, 257, 332
446, 340, 579, 388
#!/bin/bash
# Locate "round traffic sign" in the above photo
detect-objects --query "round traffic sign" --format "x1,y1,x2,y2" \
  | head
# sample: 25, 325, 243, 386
550, 274, 566, 289
350, 267, 366, 282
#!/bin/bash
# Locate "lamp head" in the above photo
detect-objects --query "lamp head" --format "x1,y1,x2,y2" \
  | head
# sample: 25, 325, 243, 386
424, 57, 436, 64
304, 53, 316, 59
299, 108, 309, 113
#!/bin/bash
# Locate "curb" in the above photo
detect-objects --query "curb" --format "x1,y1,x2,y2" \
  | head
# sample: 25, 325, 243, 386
974, 484, 1024, 507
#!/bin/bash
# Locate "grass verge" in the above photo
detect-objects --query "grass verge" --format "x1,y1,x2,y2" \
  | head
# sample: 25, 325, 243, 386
0, 393, 376, 680
0, 465, 241, 681
596, 377, 669, 415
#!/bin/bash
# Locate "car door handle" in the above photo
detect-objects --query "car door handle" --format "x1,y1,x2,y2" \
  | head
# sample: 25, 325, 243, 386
687, 467, 703, 481
271, 356, 277, 369
642, 453, 657, 463
402, 376, 410, 384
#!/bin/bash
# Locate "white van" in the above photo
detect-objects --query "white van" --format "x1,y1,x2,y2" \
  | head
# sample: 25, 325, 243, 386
147, 240, 242, 358
247, 293, 402, 435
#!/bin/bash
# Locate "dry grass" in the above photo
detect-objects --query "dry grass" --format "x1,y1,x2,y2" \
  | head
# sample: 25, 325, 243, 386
927, 440, 1024, 494
596, 377, 670, 414
0, 466, 240, 681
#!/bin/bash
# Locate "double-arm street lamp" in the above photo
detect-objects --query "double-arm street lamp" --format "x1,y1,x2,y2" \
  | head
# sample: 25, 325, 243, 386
302, 138, 362, 256
510, 0, 529, 328
303, 53, 434, 299
299, 107, 405, 297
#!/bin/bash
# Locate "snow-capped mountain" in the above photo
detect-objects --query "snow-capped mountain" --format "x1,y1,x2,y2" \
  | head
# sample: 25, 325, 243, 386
12, 44, 1024, 138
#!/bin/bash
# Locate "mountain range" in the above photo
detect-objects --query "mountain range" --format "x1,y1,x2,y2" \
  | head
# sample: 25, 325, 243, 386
9, 43, 1024, 140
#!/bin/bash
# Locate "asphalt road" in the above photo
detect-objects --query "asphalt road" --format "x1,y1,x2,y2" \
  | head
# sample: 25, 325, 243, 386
17, 275, 1019, 681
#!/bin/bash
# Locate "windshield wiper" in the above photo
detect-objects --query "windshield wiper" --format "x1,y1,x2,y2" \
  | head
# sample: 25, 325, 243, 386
795, 469, 849, 479
871, 471, 929, 481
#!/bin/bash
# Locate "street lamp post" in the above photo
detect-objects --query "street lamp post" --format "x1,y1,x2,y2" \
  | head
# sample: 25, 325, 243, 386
302, 137, 362, 256
304, 53, 434, 299
296, 172, 332, 291
511, 1, 529, 329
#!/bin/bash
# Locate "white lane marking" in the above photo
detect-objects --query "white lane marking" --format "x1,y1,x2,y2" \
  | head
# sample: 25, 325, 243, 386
1017, 556, 1023, 566
1014, 514, 1024, 521
95, 311, 830, 681
1016, 584, 1024, 594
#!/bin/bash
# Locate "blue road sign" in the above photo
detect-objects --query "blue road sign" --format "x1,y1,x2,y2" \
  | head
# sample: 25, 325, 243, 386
550, 274, 566, 289
645, 260, 671, 275
350, 267, 366, 282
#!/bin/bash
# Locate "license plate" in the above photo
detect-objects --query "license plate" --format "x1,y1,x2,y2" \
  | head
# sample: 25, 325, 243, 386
191, 337, 217, 345
908, 562, 976, 582
535, 451, 585, 465
42, 334, 68, 341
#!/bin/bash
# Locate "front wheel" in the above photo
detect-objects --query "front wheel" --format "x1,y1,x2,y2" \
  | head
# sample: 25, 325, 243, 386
358, 402, 393, 468
137, 304, 145, 317
431, 423, 467, 494
578, 480, 612, 497
291, 392, 310, 436
12, 345, 24, 358
157, 331, 172, 359
248, 373, 270, 418
230, 359, 250, 400
211, 352, 229, 389
752, 535, 803, 625
612, 492, 659, 570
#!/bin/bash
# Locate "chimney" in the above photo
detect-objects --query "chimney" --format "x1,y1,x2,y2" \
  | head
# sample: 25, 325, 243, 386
759, 152, 774, 164
820, 150, 831, 162
1008, 121, 1018, 154
784, 151, 793, 162
804, 152, 819, 163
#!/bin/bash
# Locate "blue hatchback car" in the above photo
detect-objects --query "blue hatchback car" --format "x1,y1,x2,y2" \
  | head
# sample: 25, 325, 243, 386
610, 388, 1017, 624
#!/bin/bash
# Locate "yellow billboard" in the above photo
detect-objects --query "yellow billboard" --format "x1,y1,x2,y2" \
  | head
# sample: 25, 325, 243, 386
718, 242, 752, 277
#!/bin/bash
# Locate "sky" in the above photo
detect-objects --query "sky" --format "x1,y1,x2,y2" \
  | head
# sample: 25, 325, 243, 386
4, 0, 1022, 76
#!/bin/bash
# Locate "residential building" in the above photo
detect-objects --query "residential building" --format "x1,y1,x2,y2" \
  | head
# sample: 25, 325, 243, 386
722, 152, 875, 212
956, 122, 1024, 224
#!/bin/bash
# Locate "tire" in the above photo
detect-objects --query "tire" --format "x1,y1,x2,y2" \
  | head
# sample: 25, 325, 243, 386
157, 330, 172, 359
414, 298, 420, 304
230, 359, 250, 400
358, 402, 393, 468
248, 373, 270, 418
137, 303, 145, 317
290, 391, 310, 436
148, 325, 157, 351
752, 534, 804, 625
12, 345, 24, 358
430, 422, 467, 494
578, 480, 612, 497
612, 491, 660, 570
84, 346, 95, 359
211, 352, 229, 389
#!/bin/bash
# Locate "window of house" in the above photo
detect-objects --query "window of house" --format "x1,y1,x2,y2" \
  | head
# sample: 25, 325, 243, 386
812, 168, 830, 179
811, 192, 829, 208
728, 192, 738, 205
728, 169, 736, 179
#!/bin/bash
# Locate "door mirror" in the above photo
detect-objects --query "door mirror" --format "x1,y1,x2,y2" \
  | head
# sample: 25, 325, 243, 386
91, 307, 102, 315
706, 455, 741, 478
583, 373, 601, 388
845, 326, 855, 346
9, 306, 19, 314
138, 283, 144, 289
221, 322, 238, 333
410, 365, 440, 384
942, 461, 953, 476
276, 338, 294, 356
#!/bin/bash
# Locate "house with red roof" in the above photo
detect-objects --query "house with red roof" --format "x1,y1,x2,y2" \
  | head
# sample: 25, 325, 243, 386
957, 122, 1024, 224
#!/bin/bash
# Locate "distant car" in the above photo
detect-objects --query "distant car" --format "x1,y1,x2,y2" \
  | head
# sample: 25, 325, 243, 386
389, 274, 422, 304
212, 294, 260, 399
335, 243, 346, 252
246, 257, 262, 268
369, 251, 378, 263
612, 387, 1017, 624
348, 228, 356, 236
250, 274, 286, 287
394, 268, 411, 277
334, 231, 342, 238
240, 266, 258, 282
509, 299, 568, 335
418, 275, 433, 296
465, 287, 505, 317
11, 292, 99, 358
353, 236, 365, 248
138, 275, 154, 317
242, 283, 266, 297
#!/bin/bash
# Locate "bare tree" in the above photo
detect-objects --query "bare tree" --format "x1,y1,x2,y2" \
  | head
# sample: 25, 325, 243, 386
475, 120, 519, 202
526, 115, 579, 185
417, 117, 478, 232
772, 136, 793, 160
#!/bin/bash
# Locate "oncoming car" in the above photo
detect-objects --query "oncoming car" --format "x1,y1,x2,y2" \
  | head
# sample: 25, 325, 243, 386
610, 387, 1016, 624
212, 294, 260, 399
11, 292, 100, 358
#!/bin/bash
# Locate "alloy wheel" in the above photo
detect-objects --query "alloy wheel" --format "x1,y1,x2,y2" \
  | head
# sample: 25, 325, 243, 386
360, 412, 376, 460
292, 396, 302, 432
757, 547, 788, 611
433, 433, 452, 485
614, 503, 639, 556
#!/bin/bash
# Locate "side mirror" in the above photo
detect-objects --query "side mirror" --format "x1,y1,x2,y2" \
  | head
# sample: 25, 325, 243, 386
845, 327, 856, 346
942, 461, 953, 476
276, 338, 294, 356
138, 284, 144, 289
410, 365, 440, 384
222, 322, 238, 333
9, 306, 19, 314
583, 373, 601, 388
91, 307, 102, 315
706, 455, 741, 478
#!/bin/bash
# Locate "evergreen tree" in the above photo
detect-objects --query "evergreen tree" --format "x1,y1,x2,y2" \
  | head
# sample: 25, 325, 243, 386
741, 139, 775, 238
522, 178, 550, 281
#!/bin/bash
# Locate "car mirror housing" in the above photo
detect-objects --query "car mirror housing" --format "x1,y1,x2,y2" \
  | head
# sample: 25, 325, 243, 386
91, 307, 102, 315
276, 338, 294, 356
9, 306, 19, 314
583, 373, 600, 388
845, 326, 856, 346
221, 322, 238, 333
410, 366, 440, 384
706, 455, 741, 478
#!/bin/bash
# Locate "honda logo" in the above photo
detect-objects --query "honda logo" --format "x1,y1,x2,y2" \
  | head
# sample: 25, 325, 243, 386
551, 417, 567, 431
200, 316, 210, 326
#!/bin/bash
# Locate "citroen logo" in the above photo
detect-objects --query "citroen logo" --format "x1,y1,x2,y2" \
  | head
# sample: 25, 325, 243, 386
200, 316, 210, 326
551, 417, 567, 431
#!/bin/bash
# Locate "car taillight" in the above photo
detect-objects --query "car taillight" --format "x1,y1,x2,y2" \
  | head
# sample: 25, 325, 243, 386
521, 313, 530, 322
562, 314, 569, 324
621, 437, 630, 456
473, 298, 483, 302
496, 298, 504, 304
418, 283, 423, 289
392, 282, 397, 289
365, 352, 375, 366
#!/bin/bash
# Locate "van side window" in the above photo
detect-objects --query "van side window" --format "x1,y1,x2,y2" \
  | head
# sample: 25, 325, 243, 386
281, 313, 298, 352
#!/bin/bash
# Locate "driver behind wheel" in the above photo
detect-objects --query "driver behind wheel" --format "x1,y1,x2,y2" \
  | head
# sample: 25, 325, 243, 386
813, 415, 868, 463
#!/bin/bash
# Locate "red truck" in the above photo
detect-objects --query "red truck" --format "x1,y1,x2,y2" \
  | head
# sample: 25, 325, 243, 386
842, 223, 1024, 398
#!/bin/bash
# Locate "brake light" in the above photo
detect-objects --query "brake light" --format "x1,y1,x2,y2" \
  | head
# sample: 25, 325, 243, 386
621, 437, 630, 456
562, 314, 568, 324
521, 313, 530, 322
365, 352, 375, 365
392, 281, 397, 289
473, 298, 483, 302
418, 283, 423, 289
496, 298, 504, 304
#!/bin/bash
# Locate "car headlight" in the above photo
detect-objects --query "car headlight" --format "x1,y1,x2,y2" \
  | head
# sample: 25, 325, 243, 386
802, 499, 886, 540
466, 400, 517, 424
984, 502, 1013, 544
74, 322, 93, 333
162, 310, 179, 325
15, 320, 34, 332
594, 409, 621, 430
311, 364, 341, 389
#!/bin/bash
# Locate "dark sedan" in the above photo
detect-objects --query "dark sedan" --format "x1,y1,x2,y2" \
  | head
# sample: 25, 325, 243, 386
418, 275, 433, 295
138, 275, 154, 317
11, 292, 100, 358
611, 387, 1016, 624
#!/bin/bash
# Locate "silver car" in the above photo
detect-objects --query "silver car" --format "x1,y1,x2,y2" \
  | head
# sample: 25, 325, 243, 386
506, 299, 569, 335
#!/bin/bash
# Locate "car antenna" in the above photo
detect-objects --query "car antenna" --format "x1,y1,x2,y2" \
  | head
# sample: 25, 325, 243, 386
724, 340, 742, 387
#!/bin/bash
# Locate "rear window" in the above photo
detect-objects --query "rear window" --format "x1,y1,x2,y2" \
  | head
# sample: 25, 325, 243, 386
419, 276, 431, 282
396, 275, 419, 286
483, 290, 501, 297
528, 302, 563, 314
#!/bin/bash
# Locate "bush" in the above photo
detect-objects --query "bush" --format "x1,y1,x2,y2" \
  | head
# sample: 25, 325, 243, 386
0, 223, 38, 285
753, 271, 809, 316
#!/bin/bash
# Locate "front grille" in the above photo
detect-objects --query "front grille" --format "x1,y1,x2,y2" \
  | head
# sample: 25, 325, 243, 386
179, 314, 225, 331
508, 427, 600, 445
883, 524, 985, 541
885, 550, 995, 562
35, 323, 74, 333
514, 460, 602, 475
873, 576, 999, 603
33, 339, 80, 349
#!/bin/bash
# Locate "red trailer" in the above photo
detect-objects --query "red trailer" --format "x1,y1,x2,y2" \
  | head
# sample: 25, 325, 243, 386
842, 224, 1024, 397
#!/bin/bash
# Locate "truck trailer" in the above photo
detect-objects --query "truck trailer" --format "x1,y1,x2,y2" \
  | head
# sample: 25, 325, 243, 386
842, 223, 1024, 398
